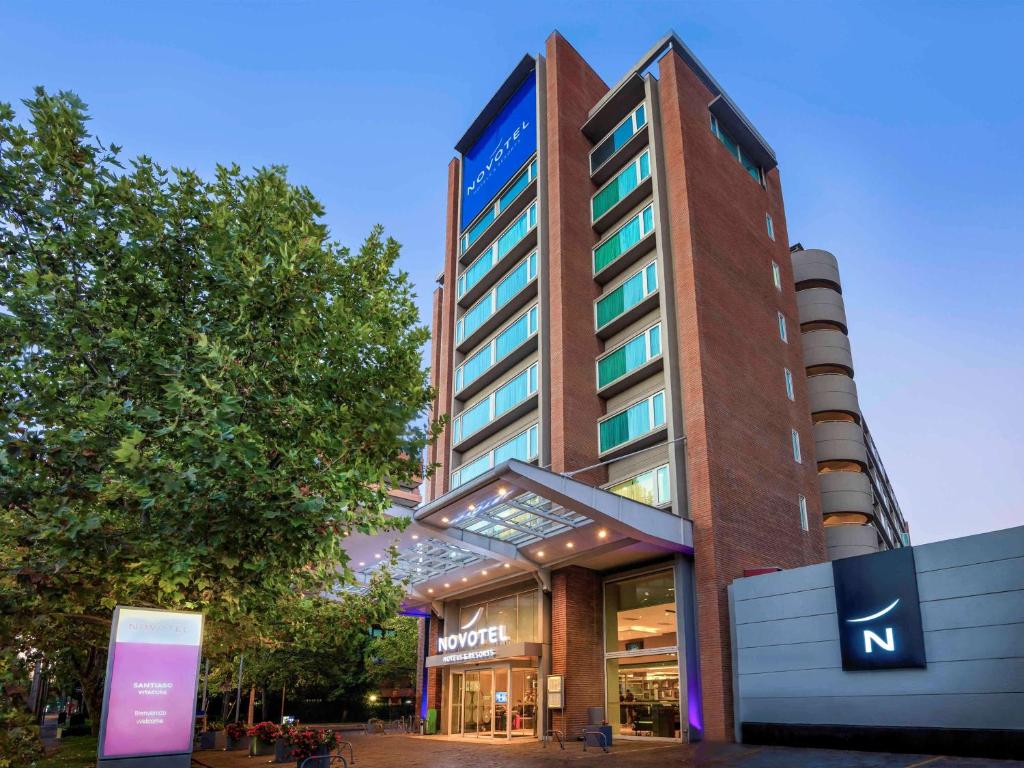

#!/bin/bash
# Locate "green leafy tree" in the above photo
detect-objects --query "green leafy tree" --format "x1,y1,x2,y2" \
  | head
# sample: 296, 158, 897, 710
0, 89, 437, 733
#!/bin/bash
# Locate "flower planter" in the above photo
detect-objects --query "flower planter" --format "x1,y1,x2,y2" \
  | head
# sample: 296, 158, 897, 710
295, 745, 330, 768
197, 731, 217, 750
226, 734, 250, 751
274, 738, 290, 763
251, 737, 274, 757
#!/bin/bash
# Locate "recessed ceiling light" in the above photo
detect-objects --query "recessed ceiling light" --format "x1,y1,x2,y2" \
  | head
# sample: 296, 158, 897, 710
566, 542, 574, 549
427, 588, 434, 594
358, 562, 365, 567
468, 504, 475, 511
441, 516, 449, 523
598, 529, 608, 539
444, 583, 450, 588
373, 553, 381, 559
536, 550, 545, 558
498, 487, 507, 496
482, 570, 488, 575
461, 577, 468, 582
503, 563, 511, 569
411, 534, 419, 540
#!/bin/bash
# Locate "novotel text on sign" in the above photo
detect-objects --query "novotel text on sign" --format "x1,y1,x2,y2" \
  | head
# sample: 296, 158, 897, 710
460, 73, 538, 230
437, 625, 510, 653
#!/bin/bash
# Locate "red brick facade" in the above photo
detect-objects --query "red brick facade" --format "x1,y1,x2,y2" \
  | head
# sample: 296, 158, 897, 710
543, 33, 609, 485
656, 50, 825, 740
549, 566, 604, 738
422, 33, 827, 743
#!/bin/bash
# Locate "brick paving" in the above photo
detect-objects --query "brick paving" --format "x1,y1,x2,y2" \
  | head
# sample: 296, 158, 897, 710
189, 733, 1022, 768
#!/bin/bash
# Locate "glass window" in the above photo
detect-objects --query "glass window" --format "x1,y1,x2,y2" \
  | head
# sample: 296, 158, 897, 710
777, 311, 788, 343
766, 213, 775, 241
593, 204, 655, 274
455, 306, 538, 393
595, 261, 658, 330
459, 589, 540, 645
461, 159, 538, 254
458, 252, 537, 343
451, 424, 539, 488
591, 103, 647, 173
462, 209, 495, 254
599, 391, 666, 453
597, 324, 661, 390
772, 260, 782, 291
784, 368, 795, 401
798, 494, 809, 531
791, 428, 802, 463
608, 463, 671, 506
592, 151, 650, 221
459, 246, 496, 298
497, 203, 537, 260
710, 112, 764, 186
454, 364, 538, 444
604, 569, 677, 651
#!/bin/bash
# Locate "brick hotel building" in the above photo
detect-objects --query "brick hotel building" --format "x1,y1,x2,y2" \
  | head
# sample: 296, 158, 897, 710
344, 31, 910, 744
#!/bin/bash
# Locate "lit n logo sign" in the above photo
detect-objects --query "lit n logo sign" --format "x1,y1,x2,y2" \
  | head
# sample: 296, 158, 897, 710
846, 598, 900, 654
832, 548, 926, 671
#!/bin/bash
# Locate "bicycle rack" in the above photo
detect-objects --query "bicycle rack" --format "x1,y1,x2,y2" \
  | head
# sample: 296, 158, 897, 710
581, 729, 610, 753
544, 729, 565, 750
337, 740, 355, 765
299, 756, 348, 768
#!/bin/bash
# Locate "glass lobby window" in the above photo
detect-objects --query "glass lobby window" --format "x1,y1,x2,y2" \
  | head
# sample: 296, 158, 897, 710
458, 589, 540, 644
604, 568, 680, 739
608, 464, 670, 507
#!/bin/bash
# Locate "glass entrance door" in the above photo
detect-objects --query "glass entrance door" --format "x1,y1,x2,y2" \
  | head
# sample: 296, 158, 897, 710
476, 670, 493, 737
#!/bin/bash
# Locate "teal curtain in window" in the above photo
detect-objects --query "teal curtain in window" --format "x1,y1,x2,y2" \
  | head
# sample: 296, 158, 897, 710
594, 214, 641, 273
494, 316, 526, 361
635, 104, 647, 129
599, 411, 630, 452
652, 392, 665, 427
461, 247, 494, 296
460, 347, 493, 390
496, 260, 528, 308
459, 399, 491, 440
497, 208, 531, 258
495, 430, 529, 464
642, 205, 654, 232
494, 370, 529, 416
462, 298, 493, 340
454, 454, 491, 487
464, 209, 495, 251
639, 151, 650, 180
593, 161, 640, 220
649, 325, 661, 357
499, 168, 531, 211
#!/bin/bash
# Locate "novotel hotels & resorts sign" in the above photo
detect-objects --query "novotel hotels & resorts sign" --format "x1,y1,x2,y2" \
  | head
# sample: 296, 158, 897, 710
460, 72, 537, 231
97, 607, 204, 766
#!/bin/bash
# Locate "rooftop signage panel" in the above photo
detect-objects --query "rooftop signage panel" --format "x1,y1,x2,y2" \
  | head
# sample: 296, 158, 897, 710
460, 72, 537, 231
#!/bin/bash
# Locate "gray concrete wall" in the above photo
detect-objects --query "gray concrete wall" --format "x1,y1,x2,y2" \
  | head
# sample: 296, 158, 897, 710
729, 525, 1024, 739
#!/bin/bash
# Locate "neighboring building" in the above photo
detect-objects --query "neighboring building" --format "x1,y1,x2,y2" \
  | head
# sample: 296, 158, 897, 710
345, 31, 910, 745
790, 245, 910, 559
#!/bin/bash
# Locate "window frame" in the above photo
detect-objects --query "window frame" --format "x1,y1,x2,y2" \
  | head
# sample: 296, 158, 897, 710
460, 158, 538, 253
592, 203, 655, 276
452, 362, 539, 444
450, 423, 540, 488
766, 212, 776, 241
772, 260, 782, 291
457, 201, 537, 299
597, 389, 667, 455
798, 494, 809, 531
791, 428, 802, 464
456, 250, 538, 343
777, 311, 788, 343
454, 304, 539, 394
594, 259, 659, 332
591, 149, 651, 223
589, 102, 648, 175
784, 367, 795, 401
595, 322, 663, 391
606, 462, 672, 508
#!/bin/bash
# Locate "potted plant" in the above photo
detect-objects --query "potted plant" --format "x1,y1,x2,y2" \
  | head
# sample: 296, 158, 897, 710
287, 728, 338, 767
274, 723, 292, 763
248, 721, 281, 756
198, 720, 224, 750
224, 721, 249, 751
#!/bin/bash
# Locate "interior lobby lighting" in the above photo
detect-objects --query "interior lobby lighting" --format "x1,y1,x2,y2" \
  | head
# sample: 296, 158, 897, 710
628, 625, 661, 634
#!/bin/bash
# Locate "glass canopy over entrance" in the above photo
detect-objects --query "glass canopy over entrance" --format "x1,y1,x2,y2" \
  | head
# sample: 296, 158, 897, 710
342, 459, 694, 608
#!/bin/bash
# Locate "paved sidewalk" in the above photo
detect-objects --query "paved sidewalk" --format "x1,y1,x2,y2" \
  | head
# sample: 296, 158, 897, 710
189, 733, 1022, 768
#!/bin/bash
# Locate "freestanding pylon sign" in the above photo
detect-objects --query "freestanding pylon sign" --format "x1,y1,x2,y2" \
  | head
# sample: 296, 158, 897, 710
97, 607, 204, 768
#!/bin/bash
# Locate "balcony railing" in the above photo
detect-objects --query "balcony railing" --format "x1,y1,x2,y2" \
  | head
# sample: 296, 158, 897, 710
598, 390, 666, 454
454, 305, 538, 395
458, 202, 537, 300
453, 363, 539, 445
590, 103, 647, 175
593, 203, 654, 276
592, 150, 650, 222
595, 260, 658, 332
457, 251, 537, 344
461, 159, 538, 254
597, 323, 661, 391
608, 463, 670, 507
451, 423, 539, 488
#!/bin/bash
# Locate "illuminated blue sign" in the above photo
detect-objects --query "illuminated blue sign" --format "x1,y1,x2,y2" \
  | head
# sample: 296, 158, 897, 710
495, 691, 508, 704
461, 73, 537, 231
832, 547, 926, 671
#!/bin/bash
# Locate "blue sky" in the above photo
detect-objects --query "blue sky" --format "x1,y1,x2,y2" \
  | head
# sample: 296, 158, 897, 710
3, 1, 1022, 544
